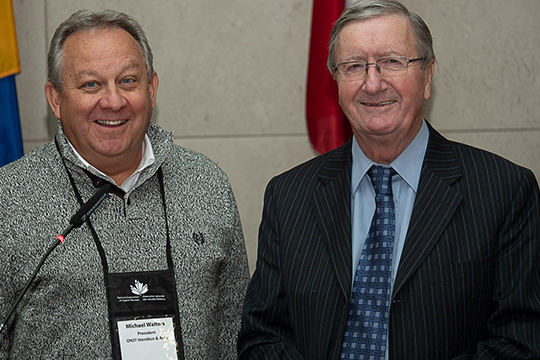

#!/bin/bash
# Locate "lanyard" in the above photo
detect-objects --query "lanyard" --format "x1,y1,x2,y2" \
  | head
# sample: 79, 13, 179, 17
55, 139, 184, 359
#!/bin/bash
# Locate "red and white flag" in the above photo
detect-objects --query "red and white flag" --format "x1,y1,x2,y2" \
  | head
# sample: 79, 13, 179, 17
306, 0, 352, 154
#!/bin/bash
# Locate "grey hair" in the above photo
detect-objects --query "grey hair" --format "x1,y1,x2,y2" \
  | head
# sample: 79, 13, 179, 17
47, 9, 154, 90
327, 0, 435, 74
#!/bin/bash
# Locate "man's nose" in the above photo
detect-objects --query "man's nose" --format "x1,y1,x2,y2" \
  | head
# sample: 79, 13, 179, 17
362, 63, 386, 94
99, 85, 127, 111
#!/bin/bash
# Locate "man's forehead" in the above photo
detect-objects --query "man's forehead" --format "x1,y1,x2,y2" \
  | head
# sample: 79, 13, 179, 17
61, 28, 146, 77
337, 15, 415, 53
62, 27, 140, 52
341, 14, 412, 36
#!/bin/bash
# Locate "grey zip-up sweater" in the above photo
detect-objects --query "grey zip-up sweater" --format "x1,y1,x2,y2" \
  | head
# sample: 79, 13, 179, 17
0, 123, 249, 359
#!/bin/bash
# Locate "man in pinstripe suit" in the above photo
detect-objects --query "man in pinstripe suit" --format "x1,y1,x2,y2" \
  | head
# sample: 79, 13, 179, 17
238, 0, 540, 359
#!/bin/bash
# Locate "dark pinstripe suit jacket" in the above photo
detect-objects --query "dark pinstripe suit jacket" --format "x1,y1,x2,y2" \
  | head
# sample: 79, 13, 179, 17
238, 123, 540, 359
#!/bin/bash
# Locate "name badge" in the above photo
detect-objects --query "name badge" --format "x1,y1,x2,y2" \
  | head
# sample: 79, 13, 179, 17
117, 317, 177, 359
108, 270, 183, 360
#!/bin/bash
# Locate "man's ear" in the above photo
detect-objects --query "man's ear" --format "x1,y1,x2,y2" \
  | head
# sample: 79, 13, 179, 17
149, 71, 159, 109
423, 60, 435, 101
44, 82, 61, 119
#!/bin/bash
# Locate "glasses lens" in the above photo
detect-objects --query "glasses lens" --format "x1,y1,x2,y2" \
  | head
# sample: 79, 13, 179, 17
336, 57, 413, 80
339, 62, 366, 77
378, 57, 407, 76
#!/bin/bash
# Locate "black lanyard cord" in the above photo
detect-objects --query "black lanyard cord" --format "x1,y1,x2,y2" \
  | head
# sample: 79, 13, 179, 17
55, 139, 183, 358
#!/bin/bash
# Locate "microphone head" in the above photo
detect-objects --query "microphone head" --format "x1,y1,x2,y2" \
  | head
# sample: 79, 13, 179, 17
70, 183, 112, 228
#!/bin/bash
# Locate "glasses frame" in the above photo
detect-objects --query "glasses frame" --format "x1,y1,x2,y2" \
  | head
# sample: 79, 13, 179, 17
333, 56, 425, 79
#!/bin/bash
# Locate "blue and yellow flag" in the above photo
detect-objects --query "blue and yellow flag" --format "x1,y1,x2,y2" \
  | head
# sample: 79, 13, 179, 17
0, 0, 23, 167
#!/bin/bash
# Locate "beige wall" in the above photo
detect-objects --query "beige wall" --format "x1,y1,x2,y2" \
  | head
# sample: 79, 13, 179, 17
13, 0, 540, 273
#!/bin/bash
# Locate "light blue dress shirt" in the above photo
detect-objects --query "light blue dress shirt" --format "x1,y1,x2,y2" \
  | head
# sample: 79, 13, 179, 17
350, 120, 429, 359
350, 120, 429, 290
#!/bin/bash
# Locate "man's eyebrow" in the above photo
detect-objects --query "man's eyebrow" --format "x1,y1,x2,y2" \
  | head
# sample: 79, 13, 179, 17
72, 61, 143, 81
343, 55, 365, 62
342, 51, 403, 62
72, 70, 96, 82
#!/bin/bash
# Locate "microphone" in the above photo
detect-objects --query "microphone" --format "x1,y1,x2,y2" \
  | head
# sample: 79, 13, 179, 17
59, 183, 113, 242
0, 183, 112, 333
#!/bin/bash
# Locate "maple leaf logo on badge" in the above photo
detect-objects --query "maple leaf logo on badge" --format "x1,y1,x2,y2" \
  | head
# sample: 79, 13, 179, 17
130, 279, 148, 296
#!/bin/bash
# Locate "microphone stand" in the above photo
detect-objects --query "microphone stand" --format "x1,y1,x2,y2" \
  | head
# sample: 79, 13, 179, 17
0, 226, 73, 333
0, 184, 111, 334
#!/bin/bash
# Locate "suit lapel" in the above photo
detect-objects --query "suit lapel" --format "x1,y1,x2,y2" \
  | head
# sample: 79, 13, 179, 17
311, 127, 464, 300
393, 125, 463, 297
312, 140, 353, 300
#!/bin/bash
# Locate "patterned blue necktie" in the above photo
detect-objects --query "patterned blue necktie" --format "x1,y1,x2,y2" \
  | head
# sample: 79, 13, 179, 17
341, 166, 396, 360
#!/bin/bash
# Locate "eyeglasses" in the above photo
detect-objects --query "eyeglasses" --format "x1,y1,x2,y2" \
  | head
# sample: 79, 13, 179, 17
333, 56, 425, 81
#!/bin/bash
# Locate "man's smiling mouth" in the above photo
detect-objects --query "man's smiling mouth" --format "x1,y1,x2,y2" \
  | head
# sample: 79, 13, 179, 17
96, 120, 127, 126
361, 100, 396, 107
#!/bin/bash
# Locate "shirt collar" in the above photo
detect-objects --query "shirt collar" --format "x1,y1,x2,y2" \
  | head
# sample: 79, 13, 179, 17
67, 134, 156, 188
351, 120, 429, 196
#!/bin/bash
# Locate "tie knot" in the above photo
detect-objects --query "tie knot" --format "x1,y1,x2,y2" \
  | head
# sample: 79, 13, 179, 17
368, 166, 395, 196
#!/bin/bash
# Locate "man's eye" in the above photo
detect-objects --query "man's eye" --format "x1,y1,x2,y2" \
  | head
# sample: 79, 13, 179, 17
121, 78, 135, 85
83, 81, 97, 88
346, 63, 363, 72
380, 58, 404, 68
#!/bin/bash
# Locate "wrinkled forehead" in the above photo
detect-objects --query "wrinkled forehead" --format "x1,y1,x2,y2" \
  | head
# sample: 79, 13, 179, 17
63, 27, 139, 50
336, 15, 417, 59
60, 28, 147, 81
61, 27, 144, 64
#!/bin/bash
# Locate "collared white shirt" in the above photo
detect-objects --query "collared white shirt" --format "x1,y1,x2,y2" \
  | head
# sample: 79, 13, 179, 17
67, 134, 155, 192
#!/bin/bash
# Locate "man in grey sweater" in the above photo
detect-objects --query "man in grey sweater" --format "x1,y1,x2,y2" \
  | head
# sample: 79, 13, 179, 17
0, 9, 249, 359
